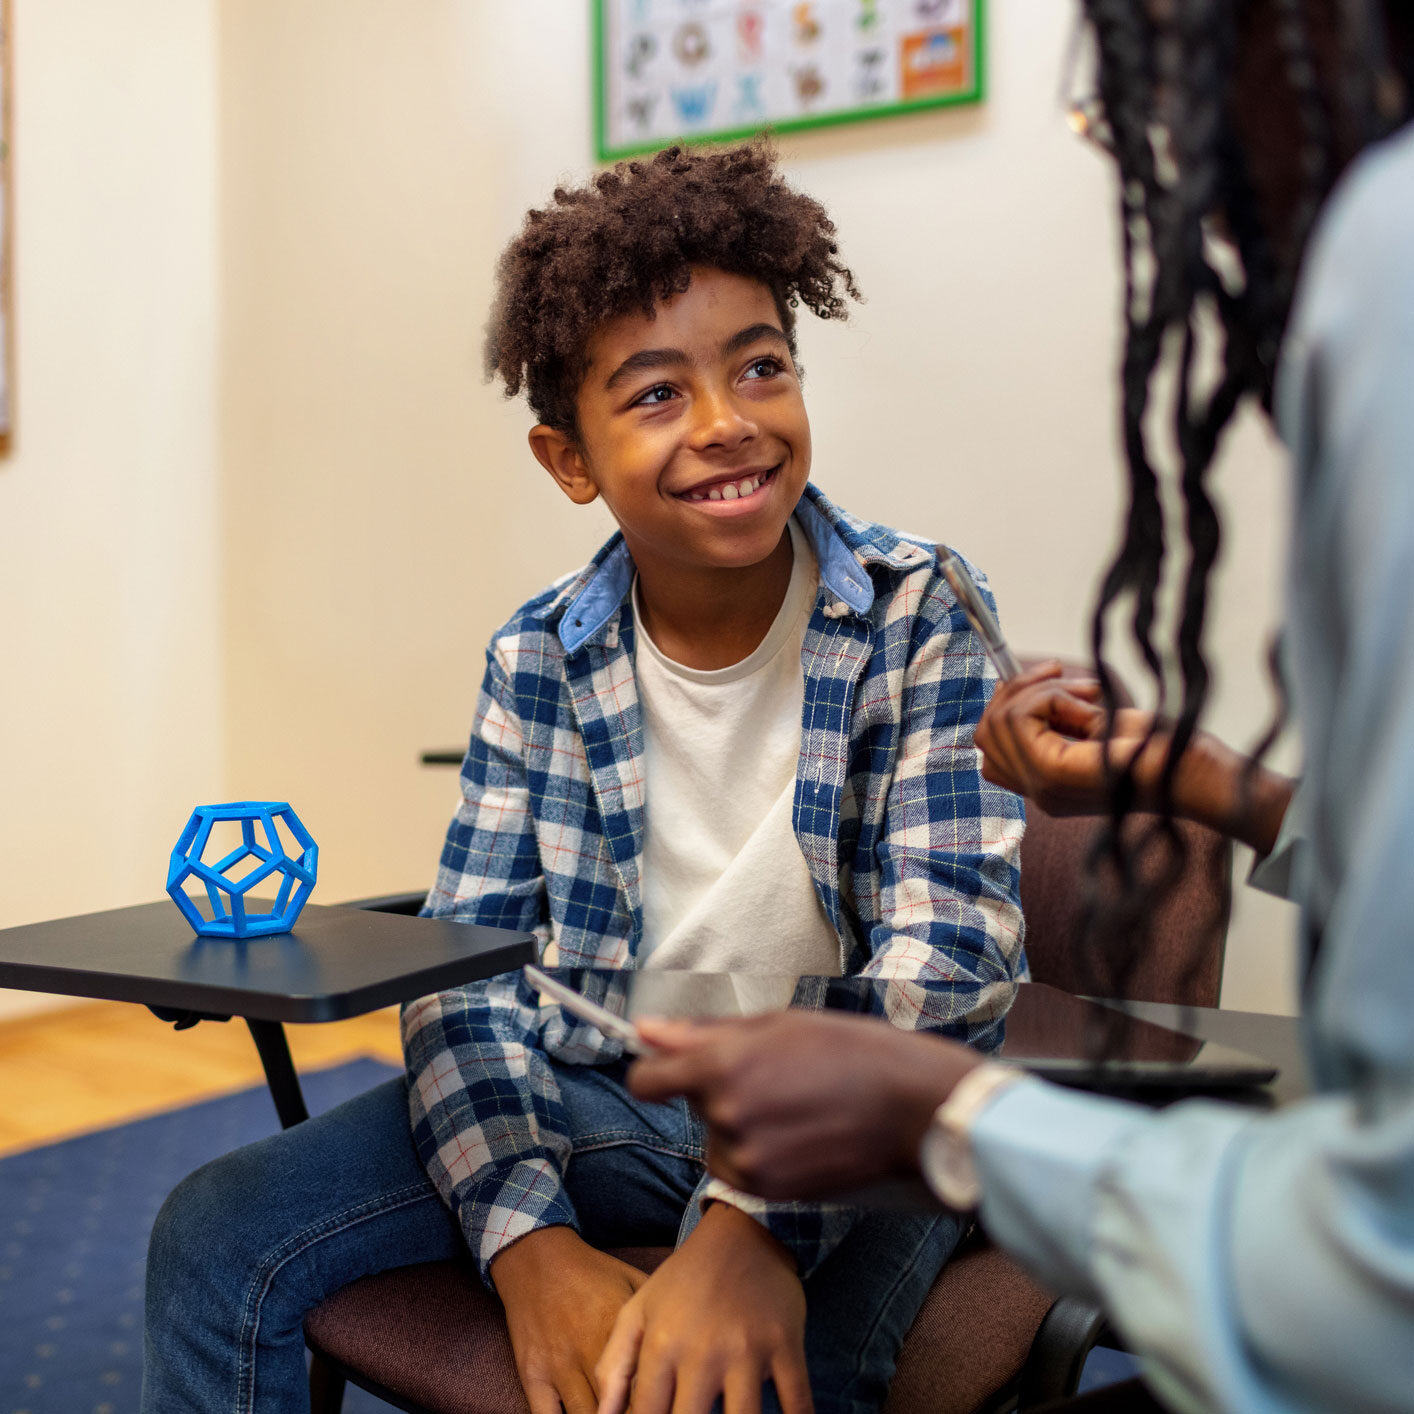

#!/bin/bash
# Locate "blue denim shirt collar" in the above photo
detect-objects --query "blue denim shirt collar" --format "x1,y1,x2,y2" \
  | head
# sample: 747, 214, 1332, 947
540, 482, 933, 654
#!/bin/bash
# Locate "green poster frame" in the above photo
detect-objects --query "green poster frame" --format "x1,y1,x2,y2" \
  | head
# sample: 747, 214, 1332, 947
593, 0, 987, 162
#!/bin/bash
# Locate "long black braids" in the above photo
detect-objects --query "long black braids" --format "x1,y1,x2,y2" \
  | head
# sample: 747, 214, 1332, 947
1072, 0, 1408, 1010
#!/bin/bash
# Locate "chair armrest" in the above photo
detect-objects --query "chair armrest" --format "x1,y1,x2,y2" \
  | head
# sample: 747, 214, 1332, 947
337, 892, 427, 916
1014, 1296, 1113, 1409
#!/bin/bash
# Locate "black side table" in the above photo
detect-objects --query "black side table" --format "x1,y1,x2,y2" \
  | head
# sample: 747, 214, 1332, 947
0, 899, 537, 1128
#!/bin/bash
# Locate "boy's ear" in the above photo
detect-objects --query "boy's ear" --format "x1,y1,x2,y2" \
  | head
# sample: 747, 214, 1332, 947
529, 425, 599, 506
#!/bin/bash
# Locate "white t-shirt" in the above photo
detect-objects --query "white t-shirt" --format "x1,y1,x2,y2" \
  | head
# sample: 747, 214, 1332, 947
632, 518, 843, 976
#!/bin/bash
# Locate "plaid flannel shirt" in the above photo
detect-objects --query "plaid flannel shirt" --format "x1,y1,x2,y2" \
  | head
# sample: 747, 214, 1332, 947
405, 484, 1026, 1284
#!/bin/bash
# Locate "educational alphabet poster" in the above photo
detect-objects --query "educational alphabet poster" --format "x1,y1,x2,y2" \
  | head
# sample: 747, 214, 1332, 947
594, 0, 985, 160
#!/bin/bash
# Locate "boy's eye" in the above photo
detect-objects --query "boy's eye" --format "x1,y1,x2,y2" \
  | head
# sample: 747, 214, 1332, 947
633, 383, 678, 406
744, 356, 784, 380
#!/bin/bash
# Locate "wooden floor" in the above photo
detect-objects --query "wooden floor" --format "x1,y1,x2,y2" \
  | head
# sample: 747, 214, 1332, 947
0, 1000, 404, 1158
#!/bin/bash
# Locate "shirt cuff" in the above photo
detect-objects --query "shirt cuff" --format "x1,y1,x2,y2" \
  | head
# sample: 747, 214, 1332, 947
698, 1177, 856, 1278
471, 1157, 580, 1287
961, 1076, 1150, 1299
1246, 777, 1306, 901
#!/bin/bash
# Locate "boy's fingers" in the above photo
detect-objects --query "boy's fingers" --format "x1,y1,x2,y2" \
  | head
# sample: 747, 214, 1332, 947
561, 1371, 599, 1414
596, 1366, 633, 1414
627, 1353, 676, 1414
595, 1304, 645, 1414
667, 1363, 726, 1414
769, 1351, 815, 1414
526, 1376, 568, 1414
723, 1365, 764, 1414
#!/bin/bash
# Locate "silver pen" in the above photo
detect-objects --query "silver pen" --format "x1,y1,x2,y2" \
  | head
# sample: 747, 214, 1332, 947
936, 550, 1021, 681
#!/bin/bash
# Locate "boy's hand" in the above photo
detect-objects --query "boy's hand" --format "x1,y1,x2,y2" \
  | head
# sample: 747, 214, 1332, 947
491, 1226, 648, 1414
595, 1202, 812, 1414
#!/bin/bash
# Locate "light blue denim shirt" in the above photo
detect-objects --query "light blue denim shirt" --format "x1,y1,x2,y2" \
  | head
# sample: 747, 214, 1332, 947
960, 125, 1414, 1413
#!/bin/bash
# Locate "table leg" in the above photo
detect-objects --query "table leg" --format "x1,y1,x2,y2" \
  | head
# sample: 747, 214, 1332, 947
245, 1018, 310, 1128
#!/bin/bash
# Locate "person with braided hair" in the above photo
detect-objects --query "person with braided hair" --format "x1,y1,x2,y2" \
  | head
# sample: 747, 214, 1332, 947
624, 4, 1414, 1411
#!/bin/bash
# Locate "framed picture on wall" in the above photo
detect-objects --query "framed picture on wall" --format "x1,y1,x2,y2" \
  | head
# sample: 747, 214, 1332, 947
593, 0, 985, 162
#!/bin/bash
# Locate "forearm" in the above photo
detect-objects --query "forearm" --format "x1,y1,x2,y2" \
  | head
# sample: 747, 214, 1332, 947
970, 1079, 1414, 1414
693, 1175, 856, 1277
696, 1199, 799, 1271
1171, 733, 1294, 857
490, 1222, 591, 1295
874, 574, 1026, 1045
866, 762, 1026, 1050
403, 979, 579, 1281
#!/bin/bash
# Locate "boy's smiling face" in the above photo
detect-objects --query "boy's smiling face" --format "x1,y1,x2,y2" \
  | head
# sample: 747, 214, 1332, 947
530, 268, 811, 583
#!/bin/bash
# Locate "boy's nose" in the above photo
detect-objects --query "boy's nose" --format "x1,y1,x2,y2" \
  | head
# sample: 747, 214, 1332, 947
688, 389, 757, 450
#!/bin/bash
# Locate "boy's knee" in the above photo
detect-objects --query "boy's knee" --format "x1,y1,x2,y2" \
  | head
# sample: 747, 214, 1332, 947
149, 1153, 251, 1288
147, 1141, 296, 1309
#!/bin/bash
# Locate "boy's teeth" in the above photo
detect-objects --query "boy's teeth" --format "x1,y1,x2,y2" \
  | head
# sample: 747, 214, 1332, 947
691, 471, 768, 502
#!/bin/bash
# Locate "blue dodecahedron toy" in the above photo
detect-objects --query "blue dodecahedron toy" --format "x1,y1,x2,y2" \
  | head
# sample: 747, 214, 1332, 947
167, 801, 318, 938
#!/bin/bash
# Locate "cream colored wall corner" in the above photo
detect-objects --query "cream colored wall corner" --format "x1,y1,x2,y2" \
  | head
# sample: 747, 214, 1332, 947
217, 0, 617, 916
218, 2, 1298, 1012
0, 0, 223, 1022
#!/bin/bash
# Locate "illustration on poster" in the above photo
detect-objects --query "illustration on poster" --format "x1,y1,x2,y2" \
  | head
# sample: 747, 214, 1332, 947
627, 32, 656, 78
738, 10, 764, 59
671, 83, 716, 125
793, 3, 823, 44
598, 0, 983, 160
673, 21, 710, 66
793, 65, 825, 103
735, 73, 765, 119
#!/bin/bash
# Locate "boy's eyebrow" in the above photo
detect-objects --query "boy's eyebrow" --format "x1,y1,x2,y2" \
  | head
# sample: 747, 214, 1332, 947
602, 324, 790, 392
720, 322, 789, 357
604, 347, 688, 392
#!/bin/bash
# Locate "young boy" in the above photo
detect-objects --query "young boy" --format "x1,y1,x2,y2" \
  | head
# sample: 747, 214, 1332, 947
141, 143, 1024, 1414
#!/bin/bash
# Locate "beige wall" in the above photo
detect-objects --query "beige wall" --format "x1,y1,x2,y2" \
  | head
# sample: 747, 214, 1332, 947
1, 1, 1297, 1018
220, 1, 1300, 1013
0, 0, 222, 1020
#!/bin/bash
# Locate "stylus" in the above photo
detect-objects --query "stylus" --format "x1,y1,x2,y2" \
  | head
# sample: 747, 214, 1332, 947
523, 964, 657, 1055
936, 550, 1022, 681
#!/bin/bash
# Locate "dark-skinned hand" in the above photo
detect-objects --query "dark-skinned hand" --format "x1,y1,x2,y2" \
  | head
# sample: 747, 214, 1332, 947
627, 1010, 982, 1200
975, 660, 1292, 853
595, 1202, 812, 1414
491, 1226, 648, 1414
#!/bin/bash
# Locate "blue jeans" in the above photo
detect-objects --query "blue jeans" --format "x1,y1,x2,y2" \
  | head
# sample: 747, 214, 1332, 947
142, 1063, 961, 1414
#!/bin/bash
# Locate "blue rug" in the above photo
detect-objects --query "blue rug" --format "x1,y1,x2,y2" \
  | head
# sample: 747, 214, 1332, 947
0, 1056, 401, 1414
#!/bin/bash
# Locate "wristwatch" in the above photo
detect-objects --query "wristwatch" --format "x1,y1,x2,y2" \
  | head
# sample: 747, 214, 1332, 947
919, 1063, 1024, 1210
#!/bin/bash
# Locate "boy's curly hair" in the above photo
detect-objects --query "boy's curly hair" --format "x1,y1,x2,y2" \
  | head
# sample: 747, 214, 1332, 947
485, 141, 861, 436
